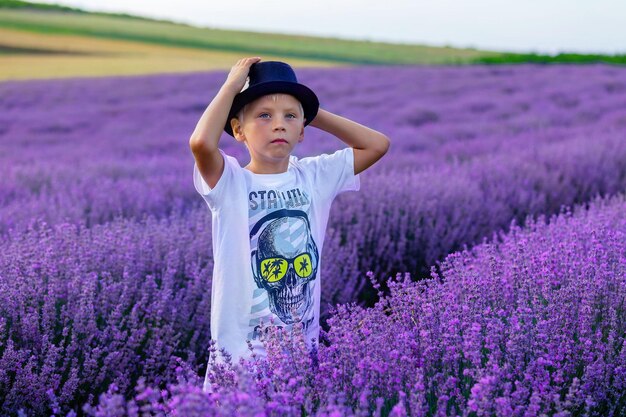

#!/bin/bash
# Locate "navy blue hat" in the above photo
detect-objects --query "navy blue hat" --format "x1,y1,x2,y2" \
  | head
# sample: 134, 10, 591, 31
224, 61, 319, 137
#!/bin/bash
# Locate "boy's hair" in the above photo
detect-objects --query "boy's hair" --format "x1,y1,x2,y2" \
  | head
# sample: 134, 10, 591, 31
236, 93, 305, 125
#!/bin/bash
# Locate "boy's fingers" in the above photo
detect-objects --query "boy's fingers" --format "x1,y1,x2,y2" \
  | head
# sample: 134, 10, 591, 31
233, 57, 259, 69
237, 56, 261, 64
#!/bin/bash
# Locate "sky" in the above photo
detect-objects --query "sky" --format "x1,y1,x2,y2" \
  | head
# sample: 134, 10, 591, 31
39, 0, 625, 55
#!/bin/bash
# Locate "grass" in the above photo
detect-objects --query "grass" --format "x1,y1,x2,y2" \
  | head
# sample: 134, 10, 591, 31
0, 4, 502, 66
0, 0, 622, 82
0, 27, 338, 80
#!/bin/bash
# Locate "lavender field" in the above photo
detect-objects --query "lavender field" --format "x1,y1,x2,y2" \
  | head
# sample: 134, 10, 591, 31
1, 63, 625, 416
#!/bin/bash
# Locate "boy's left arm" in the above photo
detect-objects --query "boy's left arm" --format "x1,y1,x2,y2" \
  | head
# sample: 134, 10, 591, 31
309, 108, 390, 175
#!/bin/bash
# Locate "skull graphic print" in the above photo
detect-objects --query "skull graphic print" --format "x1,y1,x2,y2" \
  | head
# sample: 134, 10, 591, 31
250, 209, 319, 325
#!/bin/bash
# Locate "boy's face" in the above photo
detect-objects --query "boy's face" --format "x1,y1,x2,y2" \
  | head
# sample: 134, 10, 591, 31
231, 94, 305, 165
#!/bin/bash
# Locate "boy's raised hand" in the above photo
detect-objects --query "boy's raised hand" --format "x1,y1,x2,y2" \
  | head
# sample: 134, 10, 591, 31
189, 57, 262, 189
223, 57, 262, 93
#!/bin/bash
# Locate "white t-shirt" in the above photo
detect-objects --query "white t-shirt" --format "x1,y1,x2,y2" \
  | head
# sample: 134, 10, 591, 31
193, 147, 360, 385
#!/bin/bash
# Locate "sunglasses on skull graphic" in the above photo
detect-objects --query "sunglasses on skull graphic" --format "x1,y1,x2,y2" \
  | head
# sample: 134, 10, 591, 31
259, 252, 314, 283
249, 208, 320, 325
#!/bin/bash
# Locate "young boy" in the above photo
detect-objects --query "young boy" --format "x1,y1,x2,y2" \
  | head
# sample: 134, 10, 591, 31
189, 57, 389, 390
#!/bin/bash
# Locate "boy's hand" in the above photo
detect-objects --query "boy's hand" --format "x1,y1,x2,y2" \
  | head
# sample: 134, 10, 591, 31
189, 57, 263, 189
309, 108, 390, 175
223, 57, 262, 94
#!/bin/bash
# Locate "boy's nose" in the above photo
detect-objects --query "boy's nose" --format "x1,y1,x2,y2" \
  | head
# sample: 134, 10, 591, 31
272, 120, 286, 130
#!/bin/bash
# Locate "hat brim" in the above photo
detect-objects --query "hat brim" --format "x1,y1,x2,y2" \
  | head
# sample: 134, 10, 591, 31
224, 81, 319, 137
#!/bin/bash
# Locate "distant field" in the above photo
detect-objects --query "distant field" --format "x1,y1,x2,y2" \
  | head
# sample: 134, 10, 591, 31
0, 28, 338, 80
0, 6, 503, 80
0, 8, 500, 65
1, 2, 623, 81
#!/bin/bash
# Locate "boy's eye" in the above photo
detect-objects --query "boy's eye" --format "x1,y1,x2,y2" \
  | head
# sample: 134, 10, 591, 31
258, 113, 297, 119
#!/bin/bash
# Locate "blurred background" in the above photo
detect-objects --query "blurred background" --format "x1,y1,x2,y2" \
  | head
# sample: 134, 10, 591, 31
1, 0, 624, 80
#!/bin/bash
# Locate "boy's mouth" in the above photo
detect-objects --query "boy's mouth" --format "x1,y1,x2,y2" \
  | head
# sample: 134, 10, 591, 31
271, 139, 288, 144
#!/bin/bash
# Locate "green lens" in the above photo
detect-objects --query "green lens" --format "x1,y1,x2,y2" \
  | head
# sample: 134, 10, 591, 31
294, 253, 313, 278
260, 257, 288, 282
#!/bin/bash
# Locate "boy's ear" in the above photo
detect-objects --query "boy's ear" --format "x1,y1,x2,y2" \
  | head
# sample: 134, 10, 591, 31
230, 118, 245, 141
298, 119, 305, 142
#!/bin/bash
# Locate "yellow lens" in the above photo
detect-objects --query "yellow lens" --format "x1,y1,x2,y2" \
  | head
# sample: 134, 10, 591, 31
294, 253, 313, 278
260, 258, 288, 282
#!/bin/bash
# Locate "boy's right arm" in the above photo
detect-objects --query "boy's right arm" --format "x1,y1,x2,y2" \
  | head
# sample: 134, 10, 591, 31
189, 57, 261, 189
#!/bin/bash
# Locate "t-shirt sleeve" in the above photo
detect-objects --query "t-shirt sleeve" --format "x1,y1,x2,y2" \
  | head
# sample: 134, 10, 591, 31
300, 147, 360, 201
192, 148, 237, 212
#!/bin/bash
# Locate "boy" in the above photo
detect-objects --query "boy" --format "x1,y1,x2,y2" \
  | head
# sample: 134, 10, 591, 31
189, 57, 389, 391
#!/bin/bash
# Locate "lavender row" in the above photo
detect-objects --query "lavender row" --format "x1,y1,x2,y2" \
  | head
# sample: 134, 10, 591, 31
325, 130, 626, 308
1, 64, 626, 414
2, 72, 626, 313
0, 204, 352, 414
1, 65, 625, 235
2, 66, 625, 308
0, 210, 215, 415
88, 191, 626, 417
1, 183, 624, 414
0, 129, 625, 413
2, 126, 625, 326
2, 64, 624, 166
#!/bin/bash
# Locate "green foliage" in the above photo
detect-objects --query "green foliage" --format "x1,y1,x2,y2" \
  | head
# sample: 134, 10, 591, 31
0, 0, 88, 13
473, 52, 626, 65
0, 0, 160, 21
